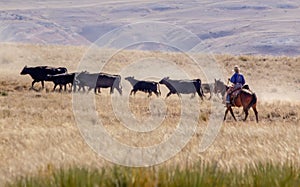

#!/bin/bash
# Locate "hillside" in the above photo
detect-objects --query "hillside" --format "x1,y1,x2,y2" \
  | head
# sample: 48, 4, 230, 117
0, 43, 299, 184
1, 0, 300, 55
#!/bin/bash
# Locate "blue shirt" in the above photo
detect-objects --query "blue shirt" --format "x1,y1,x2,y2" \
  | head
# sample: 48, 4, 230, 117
230, 73, 245, 85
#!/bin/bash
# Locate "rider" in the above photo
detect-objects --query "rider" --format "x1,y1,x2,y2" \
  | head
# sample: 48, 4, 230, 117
226, 65, 246, 105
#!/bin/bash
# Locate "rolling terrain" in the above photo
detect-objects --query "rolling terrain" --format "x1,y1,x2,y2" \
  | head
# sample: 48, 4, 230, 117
1, 0, 300, 55
0, 44, 299, 184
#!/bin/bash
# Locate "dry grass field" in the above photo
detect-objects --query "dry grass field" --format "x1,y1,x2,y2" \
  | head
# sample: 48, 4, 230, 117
0, 43, 299, 185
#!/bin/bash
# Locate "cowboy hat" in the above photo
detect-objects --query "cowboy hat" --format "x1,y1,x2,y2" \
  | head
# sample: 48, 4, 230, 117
233, 65, 240, 72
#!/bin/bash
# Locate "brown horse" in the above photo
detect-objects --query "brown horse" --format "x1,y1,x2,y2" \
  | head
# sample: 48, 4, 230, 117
215, 80, 258, 122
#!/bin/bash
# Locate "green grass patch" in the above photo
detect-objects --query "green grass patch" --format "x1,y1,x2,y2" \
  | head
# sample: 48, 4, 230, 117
0, 91, 8, 96
7, 162, 300, 187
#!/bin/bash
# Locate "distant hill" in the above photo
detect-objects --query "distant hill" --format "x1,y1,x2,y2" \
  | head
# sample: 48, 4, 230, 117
0, 0, 300, 56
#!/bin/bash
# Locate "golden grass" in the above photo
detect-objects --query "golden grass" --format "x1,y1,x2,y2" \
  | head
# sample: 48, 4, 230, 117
0, 43, 299, 184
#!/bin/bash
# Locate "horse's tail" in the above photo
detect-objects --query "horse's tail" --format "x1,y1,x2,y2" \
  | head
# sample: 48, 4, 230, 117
246, 93, 257, 111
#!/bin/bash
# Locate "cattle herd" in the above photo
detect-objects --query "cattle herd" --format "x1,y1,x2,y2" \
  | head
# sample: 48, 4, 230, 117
20, 65, 226, 99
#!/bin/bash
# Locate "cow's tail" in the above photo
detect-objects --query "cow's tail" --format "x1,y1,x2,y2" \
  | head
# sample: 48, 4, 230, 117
157, 83, 161, 96
196, 79, 205, 98
115, 75, 122, 94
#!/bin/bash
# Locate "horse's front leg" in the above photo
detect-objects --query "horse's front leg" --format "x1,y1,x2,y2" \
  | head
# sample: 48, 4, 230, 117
229, 108, 237, 121
243, 108, 249, 121
224, 108, 229, 121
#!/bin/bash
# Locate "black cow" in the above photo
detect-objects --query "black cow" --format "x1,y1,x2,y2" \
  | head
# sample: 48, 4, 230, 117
46, 73, 76, 92
75, 71, 122, 94
159, 77, 204, 99
125, 76, 161, 97
20, 65, 67, 89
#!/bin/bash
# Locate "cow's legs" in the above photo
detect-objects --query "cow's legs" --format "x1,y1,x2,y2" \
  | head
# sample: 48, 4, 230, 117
64, 84, 67, 92
165, 92, 172, 98
130, 89, 134, 96
133, 90, 137, 96
79, 86, 86, 92
73, 84, 77, 92
116, 87, 122, 95
196, 89, 204, 100
53, 84, 57, 91
31, 80, 40, 89
208, 90, 212, 100
41, 81, 45, 89
31, 80, 36, 88
87, 87, 93, 93
59, 85, 63, 92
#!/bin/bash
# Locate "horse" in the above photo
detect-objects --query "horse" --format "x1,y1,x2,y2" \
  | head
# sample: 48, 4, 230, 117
215, 80, 258, 123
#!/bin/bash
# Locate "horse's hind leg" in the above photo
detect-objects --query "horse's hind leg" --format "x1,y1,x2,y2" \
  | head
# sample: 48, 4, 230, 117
253, 106, 258, 123
243, 108, 249, 121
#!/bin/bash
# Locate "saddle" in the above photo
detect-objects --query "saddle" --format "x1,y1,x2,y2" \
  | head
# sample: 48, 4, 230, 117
229, 85, 253, 106
230, 89, 241, 106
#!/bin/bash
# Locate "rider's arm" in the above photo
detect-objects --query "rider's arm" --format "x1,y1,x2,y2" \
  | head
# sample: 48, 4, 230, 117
241, 74, 246, 85
230, 74, 236, 84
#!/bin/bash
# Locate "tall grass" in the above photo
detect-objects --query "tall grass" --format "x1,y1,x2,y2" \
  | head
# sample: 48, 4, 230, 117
7, 162, 300, 187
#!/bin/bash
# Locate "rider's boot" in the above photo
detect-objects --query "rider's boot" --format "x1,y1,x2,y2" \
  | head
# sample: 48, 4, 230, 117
225, 94, 231, 106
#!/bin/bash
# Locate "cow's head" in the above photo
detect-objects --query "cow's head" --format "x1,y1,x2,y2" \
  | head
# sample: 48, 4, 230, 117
159, 77, 169, 84
58, 67, 68, 73
124, 76, 134, 81
20, 65, 28, 75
